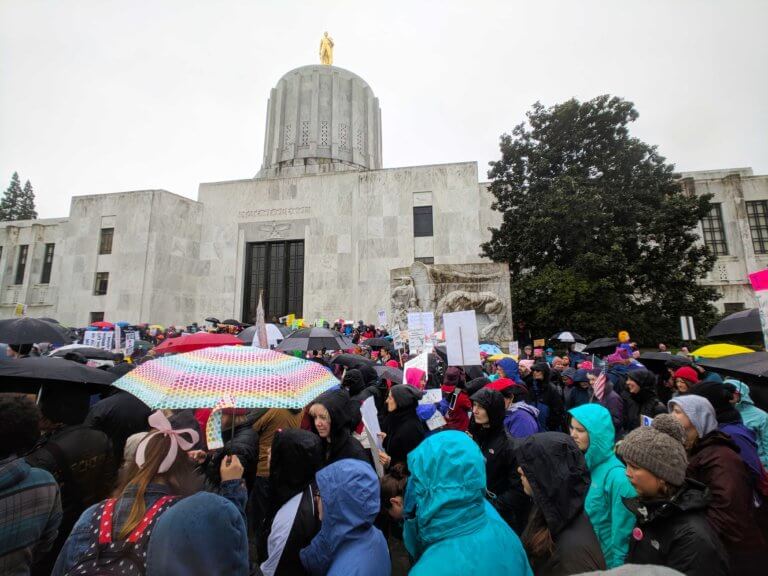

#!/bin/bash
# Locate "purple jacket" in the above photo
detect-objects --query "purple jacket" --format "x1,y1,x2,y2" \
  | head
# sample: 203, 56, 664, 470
719, 422, 765, 485
504, 402, 540, 439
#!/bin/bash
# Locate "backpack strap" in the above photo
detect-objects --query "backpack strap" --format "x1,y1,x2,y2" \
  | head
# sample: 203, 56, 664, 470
97, 495, 177, 545
97, 498, 119, 545
126, 495, 178, 543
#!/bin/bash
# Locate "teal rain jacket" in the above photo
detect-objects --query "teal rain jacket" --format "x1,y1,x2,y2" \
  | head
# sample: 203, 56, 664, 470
729, 379, 768, 468
404, 431, 532, 576
569, 404, 636, 568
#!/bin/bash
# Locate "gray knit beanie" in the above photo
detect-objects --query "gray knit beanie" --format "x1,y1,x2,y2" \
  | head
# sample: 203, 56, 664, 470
617, 414, 687, 486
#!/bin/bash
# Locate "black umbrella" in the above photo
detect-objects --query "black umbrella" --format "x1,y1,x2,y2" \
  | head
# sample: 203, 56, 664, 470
637, 351, 693, 374
706, 308, 761, 338
583, 337, 620, 354
49, 345, 118, 361
276, 324, 293, 337
0, 356, 117, 394
205, 317, 220, 325
360, 337, 392, 349
374, 364, 403, 384
330, 353, 375, 369
222, 319, 248, 327
0, 317, 71, 345
695, 352, 768, 380
39, 317, 61, 324
276, 327, 352, 352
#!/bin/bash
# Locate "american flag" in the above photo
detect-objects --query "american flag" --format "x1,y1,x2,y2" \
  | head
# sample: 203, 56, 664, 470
593, 369, 607, 401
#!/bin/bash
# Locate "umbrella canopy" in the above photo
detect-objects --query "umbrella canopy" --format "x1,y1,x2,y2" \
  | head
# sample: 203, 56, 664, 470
706, 308, 761, 338
115, 321, 131, 328
583, 337, 620, 353
153, 332, 241, 355
222, 319, 246, 327
479, 343, 502, 355
691, 343, 755, 359
276, 327, 352, 352
90, 321, 115, 329
637, 351, 693, 373
133, 340, 153, 352
275, 324, 293, 337
330, 353, 375, 369
549, 331, 586, 343
112, 345, 338, 410
237, 324, 285, 347
360, 337, 392, 349
39, 317, 60, 324
49, 344, 118, 361
205, 317, 221, 324
0, 317, 71, 345
0, 356, 117, 394
696, 352, 768, 379
488, 353, 516, 362
374, 364, 403, 384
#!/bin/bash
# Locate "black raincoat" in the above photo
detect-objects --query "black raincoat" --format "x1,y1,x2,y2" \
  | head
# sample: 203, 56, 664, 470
469, 388, 531, 534
308, 388, 370, 466
516, 432, 606, 575
621, 370, 666, 432
382, 395, 427, 468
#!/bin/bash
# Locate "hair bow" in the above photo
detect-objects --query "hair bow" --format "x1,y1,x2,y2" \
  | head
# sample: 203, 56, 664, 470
135, 410, 200, 474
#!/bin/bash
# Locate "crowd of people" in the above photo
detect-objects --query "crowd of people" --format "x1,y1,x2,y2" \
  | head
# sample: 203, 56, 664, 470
2, 321, 768, 575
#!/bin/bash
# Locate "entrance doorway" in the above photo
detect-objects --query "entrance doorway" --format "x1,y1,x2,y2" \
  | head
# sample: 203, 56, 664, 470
242, 240, 304, 324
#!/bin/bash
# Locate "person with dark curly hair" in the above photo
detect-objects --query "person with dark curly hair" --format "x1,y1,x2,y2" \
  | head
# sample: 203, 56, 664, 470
0, 395, 62, 575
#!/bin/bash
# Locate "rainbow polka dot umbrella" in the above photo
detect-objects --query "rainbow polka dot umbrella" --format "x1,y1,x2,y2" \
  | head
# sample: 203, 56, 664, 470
113, 345, 338, 410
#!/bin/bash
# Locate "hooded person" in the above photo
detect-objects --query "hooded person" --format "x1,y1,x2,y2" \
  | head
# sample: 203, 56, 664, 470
690, 380, 765, 487
566, 369, 593, 409
529, 362, 565, 432
440, 366, 472, 431
260, 429, 324, 576
306, 388, 370, 467
568, 404, 636, 569
487, 378, 540, 439
469, 388, 531, 533
403, 431, 532, 575
341, 369, 376, 403
669, 395, 766, 572
617, 414, 729, 576
516, 432, 606, 575
729, 379, 768, 468
621, 369, 666, 432
379, 385, 427, 469
299, 458, 389, 576
497, 357, 523, 384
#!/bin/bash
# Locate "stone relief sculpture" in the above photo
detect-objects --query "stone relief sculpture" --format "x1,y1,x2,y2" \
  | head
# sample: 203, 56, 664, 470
319, 32, 334, 65
390, 262, 512, 341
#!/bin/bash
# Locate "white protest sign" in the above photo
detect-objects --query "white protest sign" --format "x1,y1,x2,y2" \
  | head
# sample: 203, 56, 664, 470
403, 351, 429, 386
391, 325, 403, 350
425, 411, 447, 431
361, 397, 383, 451
419, 388, 443, 405
442, 310, 481, 366
509, 340, 519, 357
377, 309, 387, 327
124, 331, 137, 356
83, 331, 114, 350
573, 342, 587, 353
113, 324, 122, 353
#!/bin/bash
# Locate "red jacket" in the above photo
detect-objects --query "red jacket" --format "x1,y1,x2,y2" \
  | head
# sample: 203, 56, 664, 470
441, 385, 472, 431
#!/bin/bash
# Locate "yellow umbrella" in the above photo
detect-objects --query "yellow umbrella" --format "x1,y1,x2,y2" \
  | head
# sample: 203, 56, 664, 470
488, 353, 518, 361
691, 343, 755, 359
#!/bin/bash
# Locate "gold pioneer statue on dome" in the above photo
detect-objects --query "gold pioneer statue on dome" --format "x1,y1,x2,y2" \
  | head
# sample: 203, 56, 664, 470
319, 31, 334, 65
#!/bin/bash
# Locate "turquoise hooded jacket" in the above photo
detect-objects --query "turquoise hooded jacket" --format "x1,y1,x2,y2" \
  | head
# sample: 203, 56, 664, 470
728, 379, 768, 468
404, 431, 532, 576
569, 404, 636, 568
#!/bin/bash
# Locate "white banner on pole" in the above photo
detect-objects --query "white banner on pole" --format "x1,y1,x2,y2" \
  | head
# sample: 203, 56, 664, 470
83, 331, 114, 350
443, 310, 481, 366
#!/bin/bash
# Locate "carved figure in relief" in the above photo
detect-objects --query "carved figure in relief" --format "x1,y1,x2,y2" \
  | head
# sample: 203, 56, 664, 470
391, 276, 417, 329
435, 290, 506, 340
319, 32, 334, 65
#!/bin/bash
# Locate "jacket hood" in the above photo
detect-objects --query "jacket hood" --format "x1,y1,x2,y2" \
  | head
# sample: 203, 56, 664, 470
727, 379, 755, 407
390, 383, 423, 410
568, 404, 616, 470
516, 432, 589, 536
342, 369, 367, 396
531, 362, 550, 382
626, 369, 657, 392
497, 358, 522, 383
309, 388, 361, 438
404, 431, 488, 552
668, 395, 718, 438
406, 367, 426, 388
509, 401, 540, 419
269, 428, 324, 510
470, 388, 506, 430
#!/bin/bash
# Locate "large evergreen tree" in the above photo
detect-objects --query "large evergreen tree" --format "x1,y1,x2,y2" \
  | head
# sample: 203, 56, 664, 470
19, 180, 38, 220
0, 173, 38, 221
481, 95, 718, 344
0, 172, 23, 221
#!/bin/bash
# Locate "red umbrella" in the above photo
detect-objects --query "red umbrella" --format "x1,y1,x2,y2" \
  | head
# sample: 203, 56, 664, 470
153, 332, 242, 355
90, 321, 115, 329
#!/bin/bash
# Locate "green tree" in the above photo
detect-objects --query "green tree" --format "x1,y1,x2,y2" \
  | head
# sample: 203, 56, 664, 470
0, 172, 23, 221
19, 180, 38, 220
481, 95, 718, 344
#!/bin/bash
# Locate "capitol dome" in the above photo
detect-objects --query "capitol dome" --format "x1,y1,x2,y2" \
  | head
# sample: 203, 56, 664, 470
257, 65, 382, 178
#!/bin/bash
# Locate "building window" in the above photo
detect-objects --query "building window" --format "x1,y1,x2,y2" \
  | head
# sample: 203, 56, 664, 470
746, 200, 768, 254
99, 228, 114, 255
415, 257, 434, 265
413, 206, 433, 237
94, 272, 109, 295
723, 302, 745, 315
701, 203, 728, 256
14, 245, 28, 284
40, 243, 55, 284
90, 311, 104, 323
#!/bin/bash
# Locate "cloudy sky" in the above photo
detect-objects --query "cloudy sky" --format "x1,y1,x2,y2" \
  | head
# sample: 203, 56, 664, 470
1, 0, 766, 218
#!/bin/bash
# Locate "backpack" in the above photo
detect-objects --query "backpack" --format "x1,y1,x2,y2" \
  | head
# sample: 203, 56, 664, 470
65, 495, 178, 575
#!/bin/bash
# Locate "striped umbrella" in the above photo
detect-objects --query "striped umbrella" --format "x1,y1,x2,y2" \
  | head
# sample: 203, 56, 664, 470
113, 345, 339, 448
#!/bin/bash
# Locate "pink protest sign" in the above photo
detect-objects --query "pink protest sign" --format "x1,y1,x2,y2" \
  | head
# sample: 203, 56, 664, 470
749, 269, 768, 292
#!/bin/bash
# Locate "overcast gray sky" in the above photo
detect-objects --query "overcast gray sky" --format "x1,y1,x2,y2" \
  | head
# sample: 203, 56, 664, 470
1, 0, 766, 218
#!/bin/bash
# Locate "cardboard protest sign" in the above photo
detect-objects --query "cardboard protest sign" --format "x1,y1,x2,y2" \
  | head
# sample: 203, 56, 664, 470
443, 310, 481, 366
377, 309, 387, 327
403, 351, 429, 386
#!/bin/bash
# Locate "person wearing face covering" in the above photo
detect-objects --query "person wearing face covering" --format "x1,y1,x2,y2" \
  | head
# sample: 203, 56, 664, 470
669, 395, 767, 574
